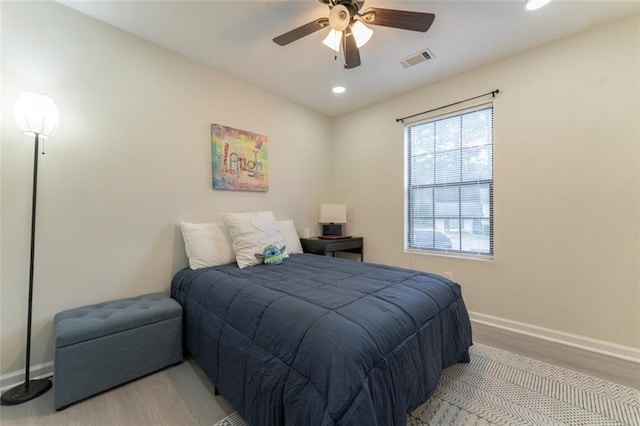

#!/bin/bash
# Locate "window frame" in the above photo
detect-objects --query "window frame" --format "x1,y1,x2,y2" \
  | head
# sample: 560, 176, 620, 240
404, 102, 494, 259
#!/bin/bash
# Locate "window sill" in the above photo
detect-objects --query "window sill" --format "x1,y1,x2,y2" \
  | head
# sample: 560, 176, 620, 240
405, 248, 494, 262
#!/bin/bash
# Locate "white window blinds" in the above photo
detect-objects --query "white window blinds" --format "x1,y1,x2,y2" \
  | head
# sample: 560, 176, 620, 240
405, 103, 494, 256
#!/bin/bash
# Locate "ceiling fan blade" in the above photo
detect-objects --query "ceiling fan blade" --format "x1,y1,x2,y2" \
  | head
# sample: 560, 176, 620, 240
361, 8, 435, 32
273, 18, 330, 46
342, 28, 361, 69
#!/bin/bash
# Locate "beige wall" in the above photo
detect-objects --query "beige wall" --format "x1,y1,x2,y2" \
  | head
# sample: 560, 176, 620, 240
332, 14, 640, 349
1, 2, 332, 376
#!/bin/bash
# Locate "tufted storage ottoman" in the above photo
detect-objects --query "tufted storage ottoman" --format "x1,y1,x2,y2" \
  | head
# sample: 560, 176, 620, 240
54, 293, 183, 409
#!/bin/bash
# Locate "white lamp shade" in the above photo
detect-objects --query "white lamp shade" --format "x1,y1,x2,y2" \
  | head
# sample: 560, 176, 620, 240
14, 92, 60, 139
322, 29, 342, 53
351, 21, 373, 48
319, 204, 347, 224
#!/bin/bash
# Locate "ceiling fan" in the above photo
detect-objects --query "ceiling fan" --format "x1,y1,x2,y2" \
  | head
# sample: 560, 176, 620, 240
273, 0, 435, 69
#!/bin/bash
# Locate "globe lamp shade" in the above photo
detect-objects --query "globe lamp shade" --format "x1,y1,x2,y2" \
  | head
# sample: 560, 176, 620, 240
14, 92, 60, 139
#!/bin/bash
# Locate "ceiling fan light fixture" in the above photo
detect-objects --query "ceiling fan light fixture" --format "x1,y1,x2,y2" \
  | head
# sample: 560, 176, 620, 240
332, 86, 346, 94
322, 29, 342, 52
351, 21, 373, 48
328, 4, 351, 31
525, 0, 552, 11
272, 1, 437, 69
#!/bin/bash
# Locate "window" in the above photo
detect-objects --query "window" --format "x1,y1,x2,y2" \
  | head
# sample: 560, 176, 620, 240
405, 103, 493, 257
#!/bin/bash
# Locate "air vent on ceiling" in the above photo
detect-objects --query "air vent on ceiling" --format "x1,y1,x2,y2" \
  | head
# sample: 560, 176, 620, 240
400, 49, 434, 69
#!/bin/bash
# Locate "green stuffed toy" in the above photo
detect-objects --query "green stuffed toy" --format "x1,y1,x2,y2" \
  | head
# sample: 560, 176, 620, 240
255, 244, 286, 265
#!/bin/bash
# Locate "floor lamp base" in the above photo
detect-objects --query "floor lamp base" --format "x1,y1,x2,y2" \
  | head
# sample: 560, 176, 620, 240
1, 379, 52, 405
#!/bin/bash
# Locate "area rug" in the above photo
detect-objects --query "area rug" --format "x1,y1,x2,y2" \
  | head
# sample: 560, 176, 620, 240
214, 343, 640, 425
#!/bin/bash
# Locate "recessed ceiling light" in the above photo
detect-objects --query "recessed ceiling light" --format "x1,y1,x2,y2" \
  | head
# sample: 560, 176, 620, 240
332, 86, 346, 94
525, 0, 551, 11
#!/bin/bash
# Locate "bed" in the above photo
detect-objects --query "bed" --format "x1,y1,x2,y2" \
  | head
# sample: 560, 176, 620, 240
171, 253, 472, 425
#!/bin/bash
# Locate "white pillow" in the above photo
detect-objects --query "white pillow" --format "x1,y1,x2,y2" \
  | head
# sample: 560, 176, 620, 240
180, 222, 235, 269
277, 220, 303, 255
221, 211, 285, 269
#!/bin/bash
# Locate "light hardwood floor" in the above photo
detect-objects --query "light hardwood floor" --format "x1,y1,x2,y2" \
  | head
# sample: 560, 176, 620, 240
472, 322, 640, 390
1, 328, 637, 425
0, 358, 234, 426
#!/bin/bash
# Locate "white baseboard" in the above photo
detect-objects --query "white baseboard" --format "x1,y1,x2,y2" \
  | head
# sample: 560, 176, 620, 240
0, 361, 54, 393
469, 311, 640, 364
2, 314, 637, 393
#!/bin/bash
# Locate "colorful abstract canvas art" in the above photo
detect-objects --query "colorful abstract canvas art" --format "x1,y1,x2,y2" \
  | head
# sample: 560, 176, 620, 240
211, 124, 268, 192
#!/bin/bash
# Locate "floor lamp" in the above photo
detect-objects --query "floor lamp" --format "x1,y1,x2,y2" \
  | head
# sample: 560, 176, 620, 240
1, 92, 60, 405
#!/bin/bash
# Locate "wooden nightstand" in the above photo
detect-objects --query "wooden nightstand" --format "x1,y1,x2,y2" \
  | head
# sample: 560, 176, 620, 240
300, 237, 363, 262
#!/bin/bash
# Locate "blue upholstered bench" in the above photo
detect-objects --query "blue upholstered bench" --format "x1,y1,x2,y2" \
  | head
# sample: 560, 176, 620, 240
54, 293, 183, 410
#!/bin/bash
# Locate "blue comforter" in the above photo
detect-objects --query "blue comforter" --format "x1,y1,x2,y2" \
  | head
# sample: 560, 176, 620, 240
171, 254, 472, 425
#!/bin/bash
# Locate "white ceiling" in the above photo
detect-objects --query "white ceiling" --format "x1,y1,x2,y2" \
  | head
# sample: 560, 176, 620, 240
59, 0, 640, 117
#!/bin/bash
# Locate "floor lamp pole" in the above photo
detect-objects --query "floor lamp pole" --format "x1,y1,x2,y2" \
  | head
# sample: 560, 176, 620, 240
1, 133, 52, 405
